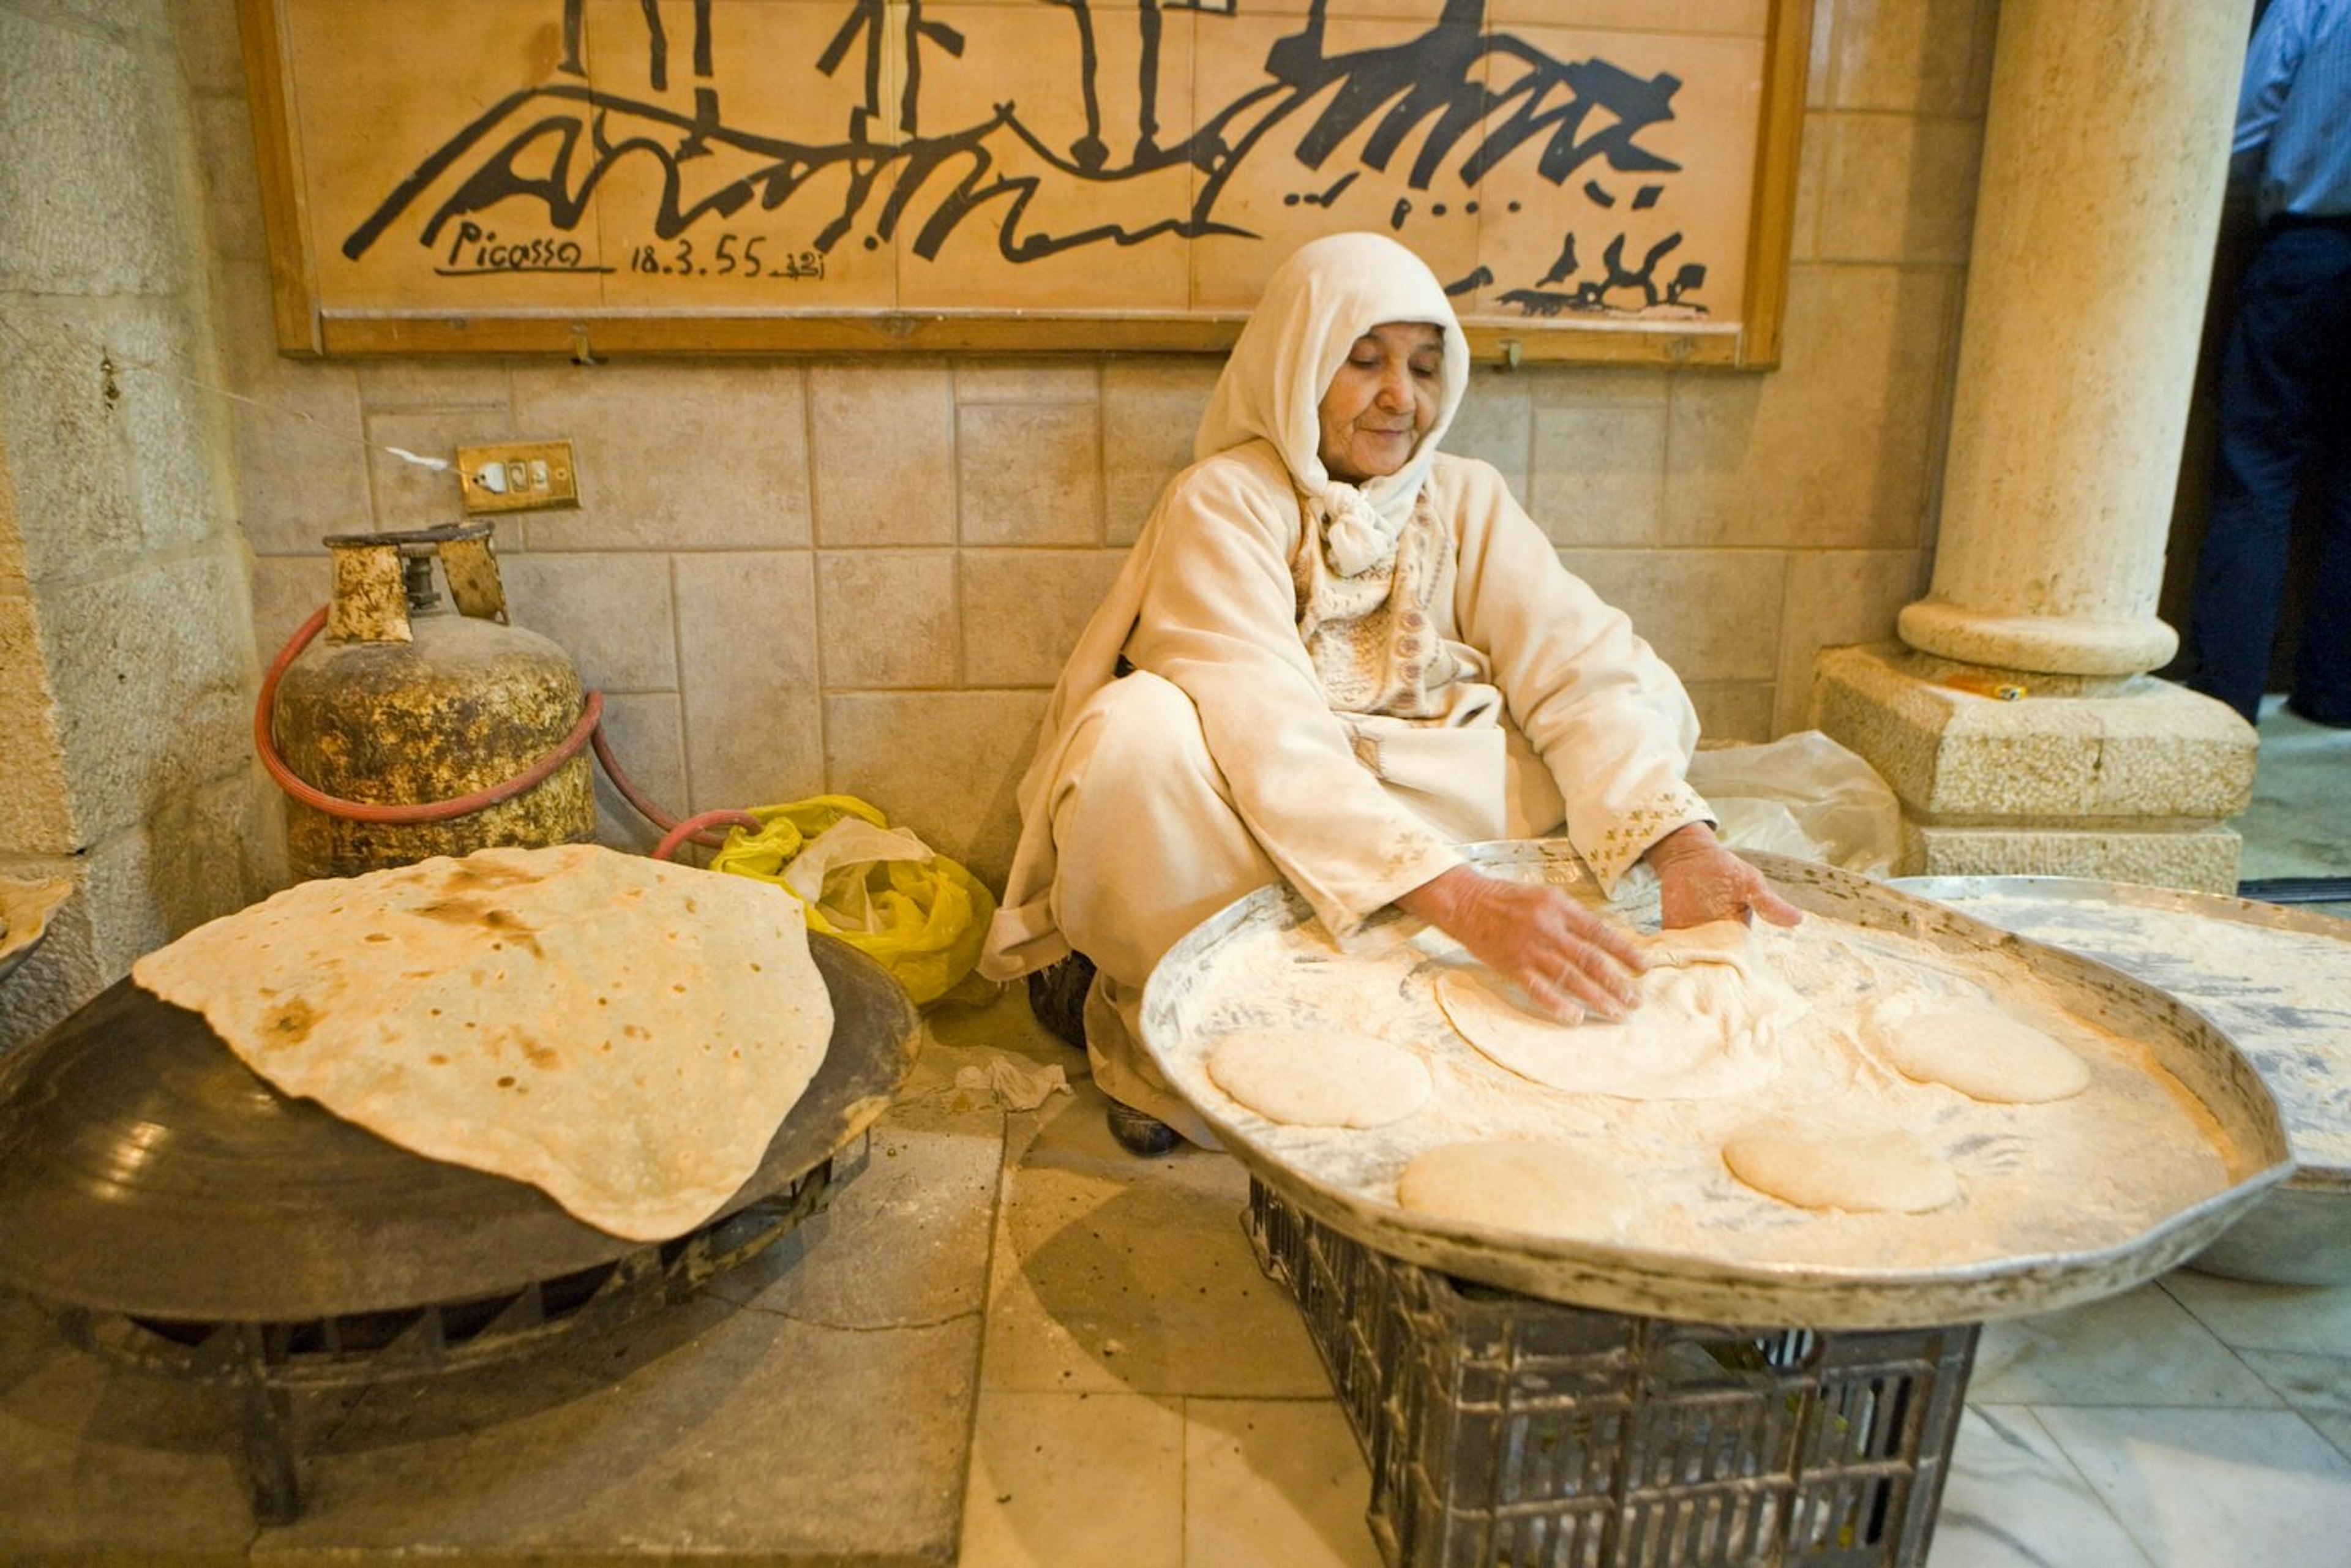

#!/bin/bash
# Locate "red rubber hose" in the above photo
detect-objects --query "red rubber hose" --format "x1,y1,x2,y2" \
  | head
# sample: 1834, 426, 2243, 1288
256, 606, 726, 847
653, 810, 764, 863
588, 722, 680, 833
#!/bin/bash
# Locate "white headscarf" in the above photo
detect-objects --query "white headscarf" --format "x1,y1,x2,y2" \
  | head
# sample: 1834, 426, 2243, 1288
1194, 233, 1472, 576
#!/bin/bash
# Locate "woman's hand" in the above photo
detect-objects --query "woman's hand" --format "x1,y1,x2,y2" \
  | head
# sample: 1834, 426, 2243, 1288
1395, 865, 1646, 1024
1641, 823, 1804, 931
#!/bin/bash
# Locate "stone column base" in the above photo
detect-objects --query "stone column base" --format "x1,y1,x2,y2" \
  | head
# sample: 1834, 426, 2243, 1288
1810, 642, 2258, 893
1903, 822, 2244, 891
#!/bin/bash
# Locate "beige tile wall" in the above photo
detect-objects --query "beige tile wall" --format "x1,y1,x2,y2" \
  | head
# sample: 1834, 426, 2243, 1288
195, 0, 1996, 892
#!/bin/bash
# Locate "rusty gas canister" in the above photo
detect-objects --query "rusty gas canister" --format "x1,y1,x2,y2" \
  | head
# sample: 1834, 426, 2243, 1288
272, 525, 594, 879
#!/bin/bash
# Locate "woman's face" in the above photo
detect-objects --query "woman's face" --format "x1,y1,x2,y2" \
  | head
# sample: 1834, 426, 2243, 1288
1316, 321, 1445, 484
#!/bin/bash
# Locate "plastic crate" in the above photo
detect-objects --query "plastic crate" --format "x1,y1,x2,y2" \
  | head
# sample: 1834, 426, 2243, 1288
1247, 1180, 1977, 1568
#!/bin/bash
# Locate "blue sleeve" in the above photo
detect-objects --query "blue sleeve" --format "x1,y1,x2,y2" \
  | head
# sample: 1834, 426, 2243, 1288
2234, 0, 2309, 173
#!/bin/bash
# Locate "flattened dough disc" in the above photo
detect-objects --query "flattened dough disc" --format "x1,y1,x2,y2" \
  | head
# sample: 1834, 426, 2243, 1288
1883, 1005, 2091, 1104
1397, 1141, 1637, 1240
1641, 917, 1760, 975
1723, 1119, 1960, 1214
1433, 926, 1802, 1100
1205, 1030, 1431, 1128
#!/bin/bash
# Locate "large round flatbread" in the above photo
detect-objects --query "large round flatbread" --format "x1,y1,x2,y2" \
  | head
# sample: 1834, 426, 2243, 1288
131, 844, 834, 1242
1881, 1005, 2091, 1103
1722, 1119, 1960, 1214
1433, 921, 1807, 1101
1204, 1030, 1431, 1128
1397, 1141, 1637, 1240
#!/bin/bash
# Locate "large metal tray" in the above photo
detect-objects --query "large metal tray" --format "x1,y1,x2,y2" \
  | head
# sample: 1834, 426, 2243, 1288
1142, 846, 2293, 1329
0, 933, 919, 1321
1893, 874, 2351, 1286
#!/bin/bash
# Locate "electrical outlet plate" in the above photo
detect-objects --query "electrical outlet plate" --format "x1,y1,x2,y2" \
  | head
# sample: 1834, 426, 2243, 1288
458, 440, 581, 514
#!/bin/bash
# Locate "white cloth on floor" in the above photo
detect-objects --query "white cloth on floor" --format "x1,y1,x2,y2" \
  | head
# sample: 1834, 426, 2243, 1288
952, 1056, 1072, 1113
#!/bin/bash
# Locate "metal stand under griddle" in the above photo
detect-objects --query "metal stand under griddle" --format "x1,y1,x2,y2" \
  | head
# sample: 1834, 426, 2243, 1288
0, 934, 920, 1525
57, 1139, 862, 1524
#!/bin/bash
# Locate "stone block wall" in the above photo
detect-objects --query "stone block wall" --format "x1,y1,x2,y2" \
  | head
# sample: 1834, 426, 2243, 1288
0, 0, 276, 1048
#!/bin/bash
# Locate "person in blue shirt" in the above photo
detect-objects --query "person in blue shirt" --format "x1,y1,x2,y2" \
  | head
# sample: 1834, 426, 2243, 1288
2186, 0, 2351, 727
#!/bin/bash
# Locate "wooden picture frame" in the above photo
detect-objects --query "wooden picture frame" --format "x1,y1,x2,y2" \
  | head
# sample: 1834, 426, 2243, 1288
239, 0, 1811, 367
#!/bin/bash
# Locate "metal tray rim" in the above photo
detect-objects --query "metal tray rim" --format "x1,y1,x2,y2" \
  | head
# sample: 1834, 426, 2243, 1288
1891, 872, 2351, 943
1230, 1139, 2285, 1329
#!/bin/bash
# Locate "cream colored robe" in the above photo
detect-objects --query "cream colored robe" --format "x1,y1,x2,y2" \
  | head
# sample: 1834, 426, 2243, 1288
981, 438, 1711, 985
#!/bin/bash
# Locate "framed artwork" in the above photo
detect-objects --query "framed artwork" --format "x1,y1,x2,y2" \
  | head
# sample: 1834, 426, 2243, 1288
241, 0, 1810, 365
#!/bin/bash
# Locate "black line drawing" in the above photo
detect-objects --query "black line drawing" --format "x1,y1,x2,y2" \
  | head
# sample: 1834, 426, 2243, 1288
341, 0, 1719, 319
1501, 232, 1704, 316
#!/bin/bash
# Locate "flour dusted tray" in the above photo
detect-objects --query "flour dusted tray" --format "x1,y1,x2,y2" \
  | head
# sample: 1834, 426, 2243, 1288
1140, 846, 2292, 1329
1892, 876, 2351, 1286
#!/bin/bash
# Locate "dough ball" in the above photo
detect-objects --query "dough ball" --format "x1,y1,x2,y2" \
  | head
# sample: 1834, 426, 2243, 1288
1722, 1120, 1961, 1214
1884, 1005, 2091, 1103
1396, 1141, 1637, 1239
1204, 1030, 1431, 1128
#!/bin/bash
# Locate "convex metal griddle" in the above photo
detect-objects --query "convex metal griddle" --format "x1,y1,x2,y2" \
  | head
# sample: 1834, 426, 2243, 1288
0, 932, 918, 1522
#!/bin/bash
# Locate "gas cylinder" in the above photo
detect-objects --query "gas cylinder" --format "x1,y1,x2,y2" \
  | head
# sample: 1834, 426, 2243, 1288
272, 524, 595, 879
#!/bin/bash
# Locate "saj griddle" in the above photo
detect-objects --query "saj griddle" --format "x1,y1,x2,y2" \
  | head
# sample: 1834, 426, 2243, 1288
0, 933, 918, 1523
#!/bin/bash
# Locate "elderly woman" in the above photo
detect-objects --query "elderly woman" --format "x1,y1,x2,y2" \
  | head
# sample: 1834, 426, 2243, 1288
981, 232, 1798, 1153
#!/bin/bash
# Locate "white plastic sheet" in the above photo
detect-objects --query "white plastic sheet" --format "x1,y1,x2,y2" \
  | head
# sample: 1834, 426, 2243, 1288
1687, 731, 1903, 877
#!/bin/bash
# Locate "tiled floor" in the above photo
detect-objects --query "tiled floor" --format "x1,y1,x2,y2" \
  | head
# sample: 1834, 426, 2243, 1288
943, 994, 1380, 1568
947, 700, 2351, 1568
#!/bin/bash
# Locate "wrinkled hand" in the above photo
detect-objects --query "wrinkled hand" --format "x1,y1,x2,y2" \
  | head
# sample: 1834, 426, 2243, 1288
1395, 865, 1646, 1024
1643, 823, 1804, 931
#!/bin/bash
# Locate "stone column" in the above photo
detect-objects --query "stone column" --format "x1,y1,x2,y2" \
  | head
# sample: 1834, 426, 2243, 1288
1813, 0, 2262, 891
0, 9, 275, 1050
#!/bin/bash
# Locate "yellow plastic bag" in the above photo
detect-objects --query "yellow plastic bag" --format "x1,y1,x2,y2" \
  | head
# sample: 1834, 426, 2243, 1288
708, 795, 996, 1007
